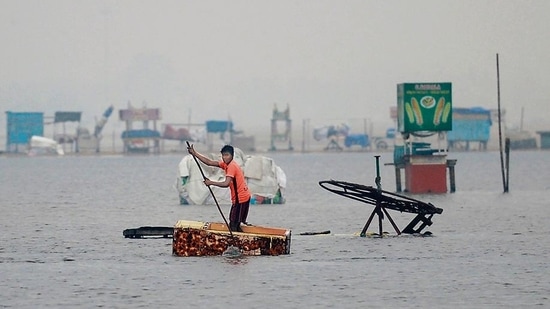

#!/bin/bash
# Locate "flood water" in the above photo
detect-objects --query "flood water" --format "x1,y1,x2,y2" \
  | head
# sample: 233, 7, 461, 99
1, 150, 549, 308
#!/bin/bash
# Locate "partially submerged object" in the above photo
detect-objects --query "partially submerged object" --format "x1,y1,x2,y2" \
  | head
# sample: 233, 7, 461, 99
123, 226, 174, 238
175, 148, 286, 205
28, 136, 64, 156
172, 220, 291, 257
319, 179, 443, 236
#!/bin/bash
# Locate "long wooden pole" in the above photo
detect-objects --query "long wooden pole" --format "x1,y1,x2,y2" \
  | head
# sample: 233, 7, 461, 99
186, 141, 233, 236
496, 53, 508, 193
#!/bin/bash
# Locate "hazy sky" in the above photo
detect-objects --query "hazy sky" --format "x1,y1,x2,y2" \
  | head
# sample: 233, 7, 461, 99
1, 0, 549, 143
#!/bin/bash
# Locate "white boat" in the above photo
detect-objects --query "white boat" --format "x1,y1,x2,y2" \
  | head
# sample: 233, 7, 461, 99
28, 136, 64, 156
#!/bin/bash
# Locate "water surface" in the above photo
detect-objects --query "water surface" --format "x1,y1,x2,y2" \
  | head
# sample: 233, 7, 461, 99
1, 151, 549, 308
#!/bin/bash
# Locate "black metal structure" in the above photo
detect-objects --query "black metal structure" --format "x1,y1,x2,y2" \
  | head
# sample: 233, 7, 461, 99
319, 179, 443, 236
123, 226, 174, 238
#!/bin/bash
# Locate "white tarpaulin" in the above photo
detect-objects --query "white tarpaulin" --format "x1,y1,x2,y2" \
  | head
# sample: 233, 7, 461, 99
175, 148, 286, 205
244, 156, 286, 198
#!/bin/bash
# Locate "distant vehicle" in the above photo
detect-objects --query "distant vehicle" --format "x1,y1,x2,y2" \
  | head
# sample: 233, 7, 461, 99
313, 123, 351, 150
344, 134, 370, 148
372, 128, 395, 150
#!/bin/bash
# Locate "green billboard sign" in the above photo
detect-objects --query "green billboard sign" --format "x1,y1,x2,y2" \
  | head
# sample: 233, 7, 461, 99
397, 83, 452, 133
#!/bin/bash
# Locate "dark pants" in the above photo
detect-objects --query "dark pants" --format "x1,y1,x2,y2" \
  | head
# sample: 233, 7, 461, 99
229, 199, 250, 224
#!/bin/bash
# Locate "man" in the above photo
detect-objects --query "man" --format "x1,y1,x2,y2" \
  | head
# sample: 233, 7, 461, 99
187, 144, 251, 232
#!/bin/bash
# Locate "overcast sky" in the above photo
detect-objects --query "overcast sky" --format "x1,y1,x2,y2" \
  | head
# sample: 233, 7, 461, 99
1, 0, 549, 143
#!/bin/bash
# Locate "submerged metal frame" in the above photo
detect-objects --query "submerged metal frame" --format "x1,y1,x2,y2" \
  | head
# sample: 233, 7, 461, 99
319, 179, 443, 236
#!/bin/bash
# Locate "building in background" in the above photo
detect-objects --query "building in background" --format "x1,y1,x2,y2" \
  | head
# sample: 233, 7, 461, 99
5, 111, 44, 153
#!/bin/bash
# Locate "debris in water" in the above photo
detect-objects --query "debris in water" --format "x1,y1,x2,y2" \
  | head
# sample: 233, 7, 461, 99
222, 246, 243, 258
299, 230, 331, 236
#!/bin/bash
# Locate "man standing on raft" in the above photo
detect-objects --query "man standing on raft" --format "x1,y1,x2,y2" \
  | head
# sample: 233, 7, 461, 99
187, 144, 251, 232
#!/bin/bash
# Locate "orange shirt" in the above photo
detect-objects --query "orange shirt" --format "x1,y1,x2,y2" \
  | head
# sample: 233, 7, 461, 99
219, 160, 251, 204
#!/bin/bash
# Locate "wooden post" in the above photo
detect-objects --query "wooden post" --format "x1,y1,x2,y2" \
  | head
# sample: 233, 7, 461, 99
504, 138, 510, 192
395, 165, 402, 192
447, 159, 457, 193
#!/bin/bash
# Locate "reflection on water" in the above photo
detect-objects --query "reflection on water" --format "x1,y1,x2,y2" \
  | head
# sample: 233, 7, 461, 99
1, 151, 549, 308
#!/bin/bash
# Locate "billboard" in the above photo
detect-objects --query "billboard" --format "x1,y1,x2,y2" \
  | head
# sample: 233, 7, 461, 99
119, 108, 161, 121
397, 83, 452, 133
54, 112, 81, 123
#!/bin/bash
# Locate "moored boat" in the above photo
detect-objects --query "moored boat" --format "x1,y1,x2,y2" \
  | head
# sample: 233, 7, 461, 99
172, 220, 291, 257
